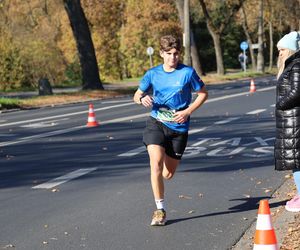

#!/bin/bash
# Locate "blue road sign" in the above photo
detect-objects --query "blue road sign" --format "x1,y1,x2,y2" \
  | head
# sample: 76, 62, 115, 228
240, 41, 249, 50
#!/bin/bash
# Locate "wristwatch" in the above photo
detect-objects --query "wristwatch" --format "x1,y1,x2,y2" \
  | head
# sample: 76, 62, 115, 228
139, 95, 145, 104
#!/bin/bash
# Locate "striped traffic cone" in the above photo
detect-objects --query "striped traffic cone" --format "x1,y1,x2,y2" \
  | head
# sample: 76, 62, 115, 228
253, 200, 278, 250
250, 79, 256, 93
86, 104, 99, 127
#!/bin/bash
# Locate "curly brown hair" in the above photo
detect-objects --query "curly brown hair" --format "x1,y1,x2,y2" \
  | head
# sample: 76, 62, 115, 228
160, 35, 181, 52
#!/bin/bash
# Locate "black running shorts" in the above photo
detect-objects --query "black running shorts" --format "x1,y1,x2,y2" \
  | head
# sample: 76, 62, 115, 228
143, 117, 188, 160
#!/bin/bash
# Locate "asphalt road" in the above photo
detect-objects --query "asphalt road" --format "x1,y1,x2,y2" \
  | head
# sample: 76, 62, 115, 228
0, 76, 286, 250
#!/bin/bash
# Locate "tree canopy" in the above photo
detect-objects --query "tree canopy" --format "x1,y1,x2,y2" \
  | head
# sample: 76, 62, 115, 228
0, 0, 298, 90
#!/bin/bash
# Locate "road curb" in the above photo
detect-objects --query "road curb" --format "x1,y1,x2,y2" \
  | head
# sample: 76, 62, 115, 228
232, 176, 296, 249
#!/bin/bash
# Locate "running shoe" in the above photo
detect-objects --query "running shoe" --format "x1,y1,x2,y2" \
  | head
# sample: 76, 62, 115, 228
285, 195, 300, 212
286, 194, 300, 206
150, 209, 167, 226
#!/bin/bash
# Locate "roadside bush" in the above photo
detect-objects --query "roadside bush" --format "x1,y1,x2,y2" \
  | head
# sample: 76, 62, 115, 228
0, 38, 29, 91
0, 37, 67, 91
19, 38, 66, 88
63, 57, 82, 86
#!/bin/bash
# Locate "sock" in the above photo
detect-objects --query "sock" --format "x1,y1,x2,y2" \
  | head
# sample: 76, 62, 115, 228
293, 170, 300, 195
155, 199, 165, 210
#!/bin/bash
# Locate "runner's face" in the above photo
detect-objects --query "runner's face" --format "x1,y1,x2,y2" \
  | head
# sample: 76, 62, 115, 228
160, 48, 180, 69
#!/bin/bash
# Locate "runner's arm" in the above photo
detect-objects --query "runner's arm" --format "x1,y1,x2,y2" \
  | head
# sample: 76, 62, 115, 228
173, 86, 208, 123
133, 88, 153, 107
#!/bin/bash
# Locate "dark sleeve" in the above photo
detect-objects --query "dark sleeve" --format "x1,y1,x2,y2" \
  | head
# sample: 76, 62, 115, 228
277, 62, 300, 110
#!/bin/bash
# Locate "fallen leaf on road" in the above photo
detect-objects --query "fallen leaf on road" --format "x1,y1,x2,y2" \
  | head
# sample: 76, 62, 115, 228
188, 210, 195, 214
3, 244, 15, 249
243, 194, 251, 198
179, 195, 192, 199
264, 189, 271, 193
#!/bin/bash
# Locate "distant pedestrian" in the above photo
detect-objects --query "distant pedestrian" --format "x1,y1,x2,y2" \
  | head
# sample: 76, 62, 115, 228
274, 31, 300, 212
238, 52, 247, 71
133, 34, 208, 225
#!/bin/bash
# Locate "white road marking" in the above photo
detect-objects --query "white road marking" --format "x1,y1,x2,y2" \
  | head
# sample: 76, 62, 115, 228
1, 86, 275, 147
256, 86, 275, 92
205, 86, 275, 104
20, 118, 69, 128
118, 127, 209, 157
0, 102, 135, 128
32, 168, 97, 189
0, 113, 149, 147
0, 126, 85, 147
214, 117, 240, 124
0, 134, 16, 137
100, 113, 148, 125
0, 86, 275, 129
189, 127, 208, 134
101, 100, 131, 104
246, 109, 266, 115
118, 146, 146, 157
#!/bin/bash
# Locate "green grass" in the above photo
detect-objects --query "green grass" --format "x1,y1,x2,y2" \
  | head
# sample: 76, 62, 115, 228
0, 97, 21, 109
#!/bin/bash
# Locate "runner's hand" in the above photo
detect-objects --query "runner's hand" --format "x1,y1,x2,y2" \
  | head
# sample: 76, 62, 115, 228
173, 110, 190, 124
141, 95, 153, 107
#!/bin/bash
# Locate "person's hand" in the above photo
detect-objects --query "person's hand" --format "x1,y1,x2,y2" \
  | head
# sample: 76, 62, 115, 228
140, 95, 153, 107
173, 110, 190, 123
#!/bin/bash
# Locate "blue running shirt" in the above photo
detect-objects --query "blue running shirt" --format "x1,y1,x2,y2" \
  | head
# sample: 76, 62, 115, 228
139, 64, 205, 132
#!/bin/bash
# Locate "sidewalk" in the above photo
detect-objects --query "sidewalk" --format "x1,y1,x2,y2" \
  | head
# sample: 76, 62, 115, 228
233, 175, 300, 249
0, 82, 138, 99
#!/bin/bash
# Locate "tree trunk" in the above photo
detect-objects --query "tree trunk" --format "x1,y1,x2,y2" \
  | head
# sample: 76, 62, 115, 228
183, 0, 191, 66
191, 32, 205, 76
268, 21, 274, 71
240, 6, 256, 71
267, 1, 274, 71
175, 0, 205, 75
257, 0, 265, 73
63, 0, 103, 90
210, 31, 224, 75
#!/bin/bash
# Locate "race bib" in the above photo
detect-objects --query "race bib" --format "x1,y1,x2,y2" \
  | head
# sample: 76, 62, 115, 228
157, 109, 175, 122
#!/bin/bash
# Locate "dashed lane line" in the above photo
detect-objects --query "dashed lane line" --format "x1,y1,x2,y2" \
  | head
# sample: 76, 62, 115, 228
0, 113, 148, 147
0, 102, 135, 128
32, 168, 98, 189
1, 86, 275, 147
246, 109, 266, 115
214, 117, 240, 125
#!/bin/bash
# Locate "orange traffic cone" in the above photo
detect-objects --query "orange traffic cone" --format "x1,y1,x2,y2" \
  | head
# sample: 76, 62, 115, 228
86, 104, 99, 127
250, 79, 256, 93
253, 200, 278, 250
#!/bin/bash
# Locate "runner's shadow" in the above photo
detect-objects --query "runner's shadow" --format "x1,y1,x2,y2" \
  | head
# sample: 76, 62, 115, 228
167, 197, 287, 225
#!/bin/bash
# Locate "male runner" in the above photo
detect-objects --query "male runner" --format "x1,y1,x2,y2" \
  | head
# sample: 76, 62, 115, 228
133, 34, 208, 226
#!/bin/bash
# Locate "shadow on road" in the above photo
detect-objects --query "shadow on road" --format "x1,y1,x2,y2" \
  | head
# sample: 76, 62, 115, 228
167, 197, 286, 225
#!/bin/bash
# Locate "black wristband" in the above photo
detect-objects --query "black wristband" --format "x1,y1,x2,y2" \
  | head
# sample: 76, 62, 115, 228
139, 95, 145, 104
